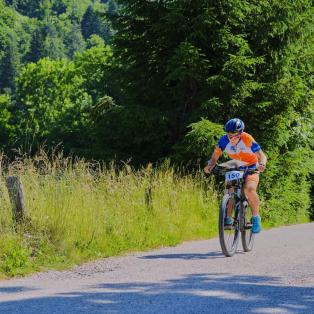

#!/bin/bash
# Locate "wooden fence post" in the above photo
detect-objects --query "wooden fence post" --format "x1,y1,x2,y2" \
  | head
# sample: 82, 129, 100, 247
145, 185, 153, 210
5, 176, 28, 224
144, 172, 153, 211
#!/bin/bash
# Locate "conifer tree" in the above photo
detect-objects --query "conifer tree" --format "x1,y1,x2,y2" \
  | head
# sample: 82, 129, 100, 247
65, 22, 86, 59
81, 5, 102, 39
0, 30, 20, 92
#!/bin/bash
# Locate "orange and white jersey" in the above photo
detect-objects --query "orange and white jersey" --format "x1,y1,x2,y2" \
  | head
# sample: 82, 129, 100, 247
214, 132, 261, 167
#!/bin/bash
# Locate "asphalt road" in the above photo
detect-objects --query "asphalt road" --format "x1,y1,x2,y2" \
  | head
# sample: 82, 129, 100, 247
0, 223, 313, 314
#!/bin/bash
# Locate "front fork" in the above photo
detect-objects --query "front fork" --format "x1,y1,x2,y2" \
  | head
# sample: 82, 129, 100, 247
231, 187, 246, 231
226, 190, 240, 230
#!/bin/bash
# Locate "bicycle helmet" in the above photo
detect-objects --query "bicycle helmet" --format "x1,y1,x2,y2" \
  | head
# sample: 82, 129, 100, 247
224, 118, 245, 133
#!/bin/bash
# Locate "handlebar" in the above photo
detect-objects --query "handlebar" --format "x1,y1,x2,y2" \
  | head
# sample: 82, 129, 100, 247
209, 165, 258, 177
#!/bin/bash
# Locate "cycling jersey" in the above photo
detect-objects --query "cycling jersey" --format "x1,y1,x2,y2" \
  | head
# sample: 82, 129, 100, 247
214, 132, 261, 168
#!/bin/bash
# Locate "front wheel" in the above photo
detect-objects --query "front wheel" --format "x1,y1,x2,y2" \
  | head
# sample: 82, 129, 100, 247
219, 194, 239, 257
240, 201, 255, 252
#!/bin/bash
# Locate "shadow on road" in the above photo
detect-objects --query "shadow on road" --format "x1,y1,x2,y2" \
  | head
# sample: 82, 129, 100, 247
0, 287, 36, 294
0, 273, 313, 313
140, 251, 224, 260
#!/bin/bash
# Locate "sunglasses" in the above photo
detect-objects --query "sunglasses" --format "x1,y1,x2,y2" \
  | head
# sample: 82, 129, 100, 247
227, 132, 241, 139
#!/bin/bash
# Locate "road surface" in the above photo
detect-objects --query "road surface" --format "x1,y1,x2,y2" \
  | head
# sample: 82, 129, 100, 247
0, 223, 313, 313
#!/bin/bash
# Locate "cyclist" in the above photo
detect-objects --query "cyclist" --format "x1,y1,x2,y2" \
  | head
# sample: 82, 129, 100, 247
204, 118, 267, 233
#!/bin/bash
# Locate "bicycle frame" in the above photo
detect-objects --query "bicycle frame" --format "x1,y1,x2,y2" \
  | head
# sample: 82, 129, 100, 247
226, 179, 247, 232
213, 164, 256, 256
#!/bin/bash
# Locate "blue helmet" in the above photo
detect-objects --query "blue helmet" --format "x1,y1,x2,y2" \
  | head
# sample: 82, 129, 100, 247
224, 118, 245, 133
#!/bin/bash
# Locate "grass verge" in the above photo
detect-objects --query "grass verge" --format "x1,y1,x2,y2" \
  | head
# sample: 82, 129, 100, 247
0, 153, 219, 278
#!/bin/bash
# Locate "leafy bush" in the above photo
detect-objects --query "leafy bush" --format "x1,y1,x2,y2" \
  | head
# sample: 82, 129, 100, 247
174, 118, 224, 165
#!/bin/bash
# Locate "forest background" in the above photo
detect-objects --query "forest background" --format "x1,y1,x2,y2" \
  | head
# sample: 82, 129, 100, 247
0, 0, 313, 276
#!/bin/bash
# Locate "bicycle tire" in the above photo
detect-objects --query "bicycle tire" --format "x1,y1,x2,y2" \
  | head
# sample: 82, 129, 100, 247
219, 194, 240, 257
240, 202, 255, 252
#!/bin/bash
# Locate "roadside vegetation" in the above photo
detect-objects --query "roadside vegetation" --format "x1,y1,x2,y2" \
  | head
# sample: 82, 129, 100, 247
0, 151, 310, 278
0, 152, 220, 278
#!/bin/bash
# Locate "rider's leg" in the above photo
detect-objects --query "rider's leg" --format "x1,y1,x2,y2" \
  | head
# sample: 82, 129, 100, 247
244, 174, 260, 216
244, 175, 262, 233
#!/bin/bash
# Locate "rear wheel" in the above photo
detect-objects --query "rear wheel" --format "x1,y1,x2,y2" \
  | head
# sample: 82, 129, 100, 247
240, 201, 255, 252
219, 194, 239, 257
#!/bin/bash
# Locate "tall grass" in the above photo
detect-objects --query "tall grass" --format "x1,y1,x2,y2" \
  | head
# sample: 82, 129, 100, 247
0, 152, 219, 277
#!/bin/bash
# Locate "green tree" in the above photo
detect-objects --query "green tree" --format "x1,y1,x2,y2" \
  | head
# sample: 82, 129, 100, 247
25, 24, 45, 62
100, 0, 118, 15
112, 0, 313, 147
4, 0, 40, 18
0, 93, 14, 148
73, 43, 112, 101
51, 0, 67, 15
0, 30, 20, 92
64, 22, 86, 59
86, 34, 105, 49
42, 22, 66, 59
15, 58, 92, 151
112, 0, 314, 218
0, 1, 31, 91
81, 4, 110, 41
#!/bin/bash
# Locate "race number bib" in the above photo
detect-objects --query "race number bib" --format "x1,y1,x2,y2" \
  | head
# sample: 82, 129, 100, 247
225, 171, 244, 182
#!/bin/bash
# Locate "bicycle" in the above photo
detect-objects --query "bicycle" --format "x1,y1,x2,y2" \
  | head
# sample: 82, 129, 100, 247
212, 161, 257, 257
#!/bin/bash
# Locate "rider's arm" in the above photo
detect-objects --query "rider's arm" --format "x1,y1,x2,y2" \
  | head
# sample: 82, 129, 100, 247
255, 149, 267, 172
204, 147, 222, 173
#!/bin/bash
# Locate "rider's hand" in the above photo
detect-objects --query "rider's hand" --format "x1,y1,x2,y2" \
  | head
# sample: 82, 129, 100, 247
204, 164, 213, 174
258, 163, 266, 172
